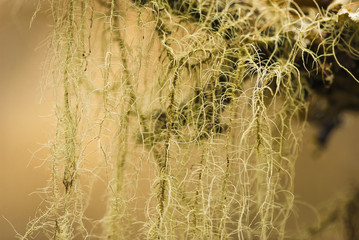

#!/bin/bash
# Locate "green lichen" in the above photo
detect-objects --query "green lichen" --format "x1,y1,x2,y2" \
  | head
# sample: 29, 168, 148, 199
22, 0, 359, 239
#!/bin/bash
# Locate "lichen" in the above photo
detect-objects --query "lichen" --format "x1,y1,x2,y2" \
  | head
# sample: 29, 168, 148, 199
22, 0, 359, 239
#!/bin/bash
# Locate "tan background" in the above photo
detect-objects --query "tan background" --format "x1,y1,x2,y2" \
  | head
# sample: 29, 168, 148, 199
0, 1, 358, 239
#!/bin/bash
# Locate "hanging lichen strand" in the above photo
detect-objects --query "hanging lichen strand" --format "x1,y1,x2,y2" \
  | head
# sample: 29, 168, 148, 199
22, 0, 359, 239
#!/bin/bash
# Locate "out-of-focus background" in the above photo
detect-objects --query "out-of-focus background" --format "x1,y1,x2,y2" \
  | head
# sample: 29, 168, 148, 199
0, 1, 52, 239
0, 1, 358, 239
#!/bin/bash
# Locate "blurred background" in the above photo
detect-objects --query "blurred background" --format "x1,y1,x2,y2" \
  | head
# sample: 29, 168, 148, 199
0, 1, 53, 239
0, 1, 358, 239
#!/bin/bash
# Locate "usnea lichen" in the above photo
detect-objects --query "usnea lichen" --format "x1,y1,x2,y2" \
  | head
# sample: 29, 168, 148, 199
21, 0, 359, 239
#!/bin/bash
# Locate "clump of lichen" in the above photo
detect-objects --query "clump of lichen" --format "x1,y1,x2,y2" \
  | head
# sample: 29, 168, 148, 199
21, 0, 359, 239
